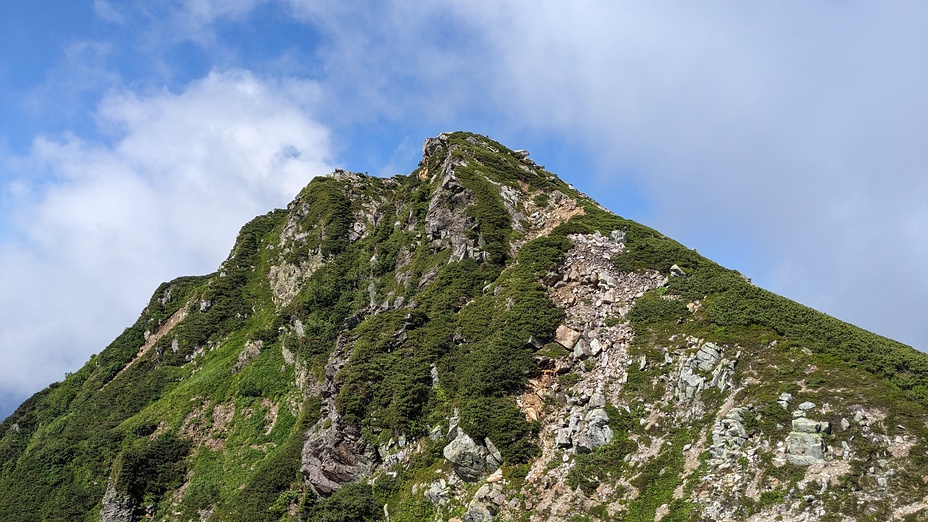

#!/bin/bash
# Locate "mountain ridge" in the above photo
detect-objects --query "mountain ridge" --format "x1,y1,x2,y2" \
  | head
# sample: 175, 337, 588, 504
2, 131, 927, 521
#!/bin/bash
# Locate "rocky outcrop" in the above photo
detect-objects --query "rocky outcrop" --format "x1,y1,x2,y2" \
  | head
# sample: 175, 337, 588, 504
671, 338, 739, 419
100, 479, 134, 522
709, 407, 750, 462
230, 339, 262, 374
786, 407, 830, 466
301, 419, 379, 495
300, 311, 379, 495
423, 157, 482, 262
443, 430, 502, 482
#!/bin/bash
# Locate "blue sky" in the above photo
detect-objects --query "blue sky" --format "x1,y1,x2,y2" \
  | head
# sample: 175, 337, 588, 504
1, 1, 927, 420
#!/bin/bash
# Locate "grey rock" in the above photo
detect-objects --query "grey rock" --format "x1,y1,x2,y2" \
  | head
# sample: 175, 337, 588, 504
443, 431, 500, 482
424, 479, 450, 505
669, 264, 686, 277
231, 339, 263, 374
422, 135, 448, 158
463, 503, 494, 522
792, 417, 823, 434
301, 320, 380, 496
301, 416, 379, 495
555, 428, 573, 449
799, 401, 816, 411
601, 288, 617, 303
786, 432, 825, 465
610, 229, 627, 243
448, 408, 460, 439
573, 338, 591, 359
485, 437, 503, 466
575, 409, 614, 453
696, 343, 722, 372
100, 480, 134, 522
841, 418, 850, 431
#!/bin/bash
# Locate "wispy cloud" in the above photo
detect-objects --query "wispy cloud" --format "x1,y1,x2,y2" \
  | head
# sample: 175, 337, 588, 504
0, 69, 333, 398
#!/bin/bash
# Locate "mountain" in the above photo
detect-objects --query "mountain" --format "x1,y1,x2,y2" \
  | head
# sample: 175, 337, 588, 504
2, 131, 928, 522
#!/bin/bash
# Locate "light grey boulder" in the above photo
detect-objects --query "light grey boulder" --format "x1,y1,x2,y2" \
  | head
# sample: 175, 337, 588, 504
696, 343, 722, 372
443, 431, 501, 482
555, 428, 573, 449
575, 408, 614, 454
786, 431, 825, 465
424, 479, 450, 505
573, 338, 592, 359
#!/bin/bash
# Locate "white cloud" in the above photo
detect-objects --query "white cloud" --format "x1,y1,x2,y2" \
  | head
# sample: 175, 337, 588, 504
93, 0, 125, 24
0, 69, 333, 396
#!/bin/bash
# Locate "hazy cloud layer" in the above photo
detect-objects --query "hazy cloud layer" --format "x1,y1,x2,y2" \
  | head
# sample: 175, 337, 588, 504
0, 69, 332, 401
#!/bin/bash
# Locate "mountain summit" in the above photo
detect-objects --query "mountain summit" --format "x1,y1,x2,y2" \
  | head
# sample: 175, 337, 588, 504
2, 132, 928, 521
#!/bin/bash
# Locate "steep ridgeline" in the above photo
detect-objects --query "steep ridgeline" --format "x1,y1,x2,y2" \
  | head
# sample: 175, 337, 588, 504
2, 133, 928, 522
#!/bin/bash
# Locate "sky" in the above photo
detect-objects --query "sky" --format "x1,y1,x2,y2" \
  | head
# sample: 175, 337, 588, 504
1, 1, 926, 421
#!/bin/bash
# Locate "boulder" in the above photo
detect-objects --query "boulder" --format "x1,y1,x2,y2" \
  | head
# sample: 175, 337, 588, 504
555, 325, 583, 349
786, 431, 825, 465
443, 431, 501, 482
463, 503, 494, 522
424, 479, 450, 505
696, 343, 722, 372
573, 338, 592, 359
575, 408, 614, 453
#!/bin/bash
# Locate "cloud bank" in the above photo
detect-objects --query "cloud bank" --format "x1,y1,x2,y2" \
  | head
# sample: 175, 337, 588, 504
0, 69, 332, 400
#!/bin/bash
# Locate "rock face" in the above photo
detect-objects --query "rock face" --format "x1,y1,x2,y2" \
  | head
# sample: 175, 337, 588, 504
301, 420, 379, 495
443, 431, 502, 482
300, 312, 379, 495
786, 415, 830, 465
710, 407, 750, 462
99, 480, 134, 522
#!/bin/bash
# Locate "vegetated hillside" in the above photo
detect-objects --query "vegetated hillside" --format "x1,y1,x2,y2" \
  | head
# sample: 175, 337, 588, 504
2, 132, 928, 522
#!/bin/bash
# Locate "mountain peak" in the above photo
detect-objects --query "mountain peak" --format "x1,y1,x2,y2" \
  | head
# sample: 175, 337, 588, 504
2, 133, 928, 522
